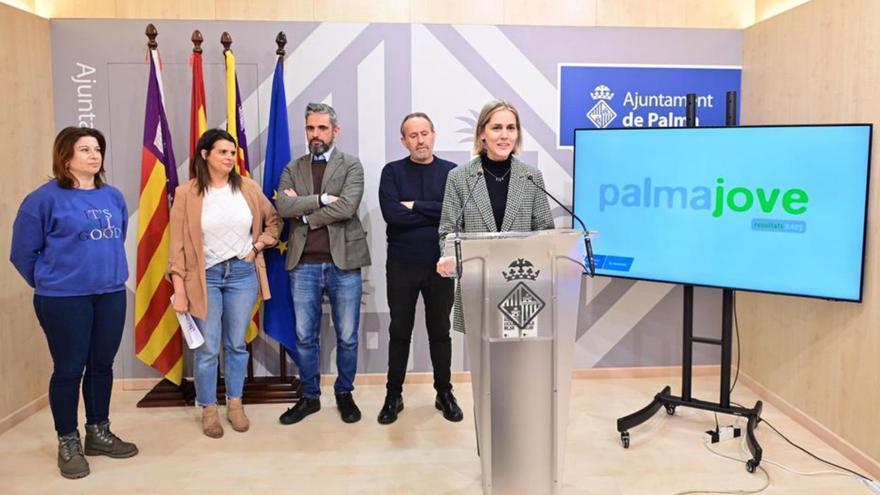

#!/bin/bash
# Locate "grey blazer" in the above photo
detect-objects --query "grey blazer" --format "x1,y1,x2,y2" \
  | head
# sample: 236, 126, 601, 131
438, 156, 555, 332
275, 149, 371, 271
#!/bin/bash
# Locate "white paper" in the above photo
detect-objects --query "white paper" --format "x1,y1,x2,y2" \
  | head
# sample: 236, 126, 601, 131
170, 296, 205, 349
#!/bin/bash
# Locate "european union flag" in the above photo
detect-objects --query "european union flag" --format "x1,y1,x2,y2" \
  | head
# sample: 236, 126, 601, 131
262, 57, 296, 353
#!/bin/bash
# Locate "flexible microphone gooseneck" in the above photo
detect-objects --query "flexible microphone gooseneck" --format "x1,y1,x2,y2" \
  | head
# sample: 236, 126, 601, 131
526, 175, 595, 277
451, 170, 484, 279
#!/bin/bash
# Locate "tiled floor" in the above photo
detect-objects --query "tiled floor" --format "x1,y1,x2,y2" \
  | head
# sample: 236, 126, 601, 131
0, 375, 873, 494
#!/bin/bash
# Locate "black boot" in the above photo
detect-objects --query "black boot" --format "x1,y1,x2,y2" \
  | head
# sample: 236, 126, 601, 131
377, 395, 404, 425
435, 391, 464, 422
84, 421, 139, 458
57, 431, 90, 479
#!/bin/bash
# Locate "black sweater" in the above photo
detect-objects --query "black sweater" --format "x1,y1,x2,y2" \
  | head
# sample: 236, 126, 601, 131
379, 156, 456, 264
480, 153, 512, 231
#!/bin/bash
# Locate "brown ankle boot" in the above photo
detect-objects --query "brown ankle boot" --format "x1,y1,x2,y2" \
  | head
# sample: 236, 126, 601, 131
226, 398, 250, 432
201, 405, 224, 438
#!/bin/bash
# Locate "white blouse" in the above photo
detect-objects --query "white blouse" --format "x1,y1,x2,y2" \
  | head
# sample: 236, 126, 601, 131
201, 183, 253, 269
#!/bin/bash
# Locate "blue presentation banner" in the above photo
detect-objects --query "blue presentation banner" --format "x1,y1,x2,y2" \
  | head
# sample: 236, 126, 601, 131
559, 65, 742, 147
573, 125, 872, 301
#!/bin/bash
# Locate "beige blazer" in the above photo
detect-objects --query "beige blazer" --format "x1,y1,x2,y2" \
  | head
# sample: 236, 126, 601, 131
167, 177, 283, 320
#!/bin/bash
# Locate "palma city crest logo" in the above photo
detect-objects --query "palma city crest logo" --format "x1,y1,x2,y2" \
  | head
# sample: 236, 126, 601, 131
498, 259, 545, 333
587, 84, 617, 128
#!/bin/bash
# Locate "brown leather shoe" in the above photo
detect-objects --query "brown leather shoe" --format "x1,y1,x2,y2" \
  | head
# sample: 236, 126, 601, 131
202, 405, 224, 438
226, 398, 250, 432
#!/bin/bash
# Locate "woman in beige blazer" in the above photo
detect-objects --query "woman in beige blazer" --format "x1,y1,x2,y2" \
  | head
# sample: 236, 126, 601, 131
168, 129, 282, 438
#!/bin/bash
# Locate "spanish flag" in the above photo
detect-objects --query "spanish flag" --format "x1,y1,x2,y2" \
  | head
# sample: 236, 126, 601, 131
135, 46, 183, 384
224, 45, 260, 343
189, 41, 207, 178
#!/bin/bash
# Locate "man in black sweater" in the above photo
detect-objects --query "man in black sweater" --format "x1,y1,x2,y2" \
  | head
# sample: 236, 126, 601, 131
377, 112, 462, 425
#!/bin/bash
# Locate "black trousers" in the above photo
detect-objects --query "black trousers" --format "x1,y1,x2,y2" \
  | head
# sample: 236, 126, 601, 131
385, 260, 455, 395
33, 291, 126, 435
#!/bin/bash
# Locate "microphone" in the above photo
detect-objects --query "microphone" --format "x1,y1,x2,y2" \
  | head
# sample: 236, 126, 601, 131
451, 170, 483, 279
526, 174, 596, 277
454, 170, 483, 235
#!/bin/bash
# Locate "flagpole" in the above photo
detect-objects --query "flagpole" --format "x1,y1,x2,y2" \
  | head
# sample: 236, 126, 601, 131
275, 30, 289, 381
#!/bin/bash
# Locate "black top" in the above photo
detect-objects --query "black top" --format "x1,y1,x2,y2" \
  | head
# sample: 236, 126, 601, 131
379, 156, 456, 264
480, 153, 512, 231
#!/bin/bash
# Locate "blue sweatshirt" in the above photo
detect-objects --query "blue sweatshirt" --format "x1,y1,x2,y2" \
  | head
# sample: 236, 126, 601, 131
10, 180, 129, 296
379, 156, 456, 264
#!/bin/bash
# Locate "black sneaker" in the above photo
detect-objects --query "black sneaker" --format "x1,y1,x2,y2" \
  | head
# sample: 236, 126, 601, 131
435, 391, 464, 422
377, 395, 404, 425
84, 421, 139, 458
335, 392, 362, 423
57, 431, 90, 479
279, 396, 321, 425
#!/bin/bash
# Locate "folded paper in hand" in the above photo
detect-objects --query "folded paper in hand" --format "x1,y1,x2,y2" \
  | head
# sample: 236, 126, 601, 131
170, 295, 205, 349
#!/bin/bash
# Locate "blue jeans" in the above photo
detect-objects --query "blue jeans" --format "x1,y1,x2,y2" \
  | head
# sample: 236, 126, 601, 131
289, 262, 362, 398
33, 291, 126, 436
193, 258, 258, 406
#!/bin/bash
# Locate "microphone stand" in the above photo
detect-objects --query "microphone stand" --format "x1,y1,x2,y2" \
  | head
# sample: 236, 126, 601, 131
452, 171, 484, 279
526, 175, 595, 277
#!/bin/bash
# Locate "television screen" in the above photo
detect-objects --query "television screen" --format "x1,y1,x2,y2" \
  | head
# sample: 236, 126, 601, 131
572, 124, 872, 301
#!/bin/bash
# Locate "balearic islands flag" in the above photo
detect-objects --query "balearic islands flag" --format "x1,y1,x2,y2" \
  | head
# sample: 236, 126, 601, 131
224, 46, 260, 343
135, 47, 183, 384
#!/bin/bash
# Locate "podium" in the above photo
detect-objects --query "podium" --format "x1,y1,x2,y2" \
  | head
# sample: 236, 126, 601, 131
447, 229, 588, 495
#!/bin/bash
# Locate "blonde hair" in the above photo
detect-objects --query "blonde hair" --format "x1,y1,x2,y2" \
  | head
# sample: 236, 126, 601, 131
472, 99, 522, 156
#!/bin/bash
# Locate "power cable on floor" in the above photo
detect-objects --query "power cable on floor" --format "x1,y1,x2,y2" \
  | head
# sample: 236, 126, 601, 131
673, 439, 770, 495
730, 292, 741, 395
759, 417, 872, 482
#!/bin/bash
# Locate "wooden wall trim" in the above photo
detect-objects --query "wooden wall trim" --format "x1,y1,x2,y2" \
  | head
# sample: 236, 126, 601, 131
0, 393, 48, 436
739, 372, 880, 479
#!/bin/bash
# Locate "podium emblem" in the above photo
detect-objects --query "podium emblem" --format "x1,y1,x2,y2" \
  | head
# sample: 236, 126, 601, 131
499, 259, 545, 332
499, 282, 546, 330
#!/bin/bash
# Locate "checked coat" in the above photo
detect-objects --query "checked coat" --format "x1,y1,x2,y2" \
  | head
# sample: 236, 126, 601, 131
438, 155, 555, 333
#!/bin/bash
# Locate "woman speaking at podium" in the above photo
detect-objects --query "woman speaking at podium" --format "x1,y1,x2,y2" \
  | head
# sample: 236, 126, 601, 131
436, 99, 555, 333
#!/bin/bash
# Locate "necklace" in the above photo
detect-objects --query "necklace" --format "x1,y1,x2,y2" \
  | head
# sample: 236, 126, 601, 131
482, 166, 511, 183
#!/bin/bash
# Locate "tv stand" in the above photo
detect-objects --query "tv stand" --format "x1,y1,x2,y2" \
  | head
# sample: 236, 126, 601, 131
615, 286, 764, 473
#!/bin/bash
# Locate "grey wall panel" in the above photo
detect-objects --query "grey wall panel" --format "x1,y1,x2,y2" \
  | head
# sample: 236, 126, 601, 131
50, 20, 742, 379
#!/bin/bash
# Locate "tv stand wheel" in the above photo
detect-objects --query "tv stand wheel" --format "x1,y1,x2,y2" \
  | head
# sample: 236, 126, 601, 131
620, 431, 630, 449
746, 459, 758, 473
665, 405, 676, 415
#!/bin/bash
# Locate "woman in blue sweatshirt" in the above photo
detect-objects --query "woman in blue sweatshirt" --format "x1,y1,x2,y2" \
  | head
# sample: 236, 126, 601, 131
10, 127, 138, 480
